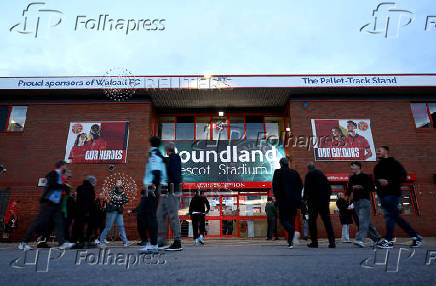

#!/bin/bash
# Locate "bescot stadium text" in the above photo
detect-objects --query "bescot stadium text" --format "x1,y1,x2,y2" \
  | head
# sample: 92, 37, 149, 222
75, 15, 166, 35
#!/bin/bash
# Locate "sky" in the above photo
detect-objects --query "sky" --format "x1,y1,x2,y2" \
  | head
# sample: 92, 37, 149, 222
0, 0, 435, 76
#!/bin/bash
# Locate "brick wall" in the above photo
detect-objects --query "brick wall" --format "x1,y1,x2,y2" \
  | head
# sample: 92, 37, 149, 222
288, 100, 436, 238
0, 102, 154, 241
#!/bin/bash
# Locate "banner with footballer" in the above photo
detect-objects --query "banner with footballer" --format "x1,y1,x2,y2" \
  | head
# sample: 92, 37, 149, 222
311, 119, 376, 161
65, 122, 129, 163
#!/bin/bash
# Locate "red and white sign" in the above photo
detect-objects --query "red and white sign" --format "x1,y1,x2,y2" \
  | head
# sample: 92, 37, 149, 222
182, 181, 271, 190
311, 119, 376, 161
64, 121, 129, 163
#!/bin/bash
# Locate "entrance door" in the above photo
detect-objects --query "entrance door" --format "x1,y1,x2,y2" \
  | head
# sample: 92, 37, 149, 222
178, 190, 269, 238
179, 192, 239, 238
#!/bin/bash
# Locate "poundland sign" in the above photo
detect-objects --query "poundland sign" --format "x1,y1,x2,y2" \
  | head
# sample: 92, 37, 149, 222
161, 141, 286, 183
1, 74, 436, 90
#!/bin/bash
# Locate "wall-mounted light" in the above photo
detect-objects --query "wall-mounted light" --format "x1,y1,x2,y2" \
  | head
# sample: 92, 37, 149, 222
218, 111, 224, 117
204, 72, 212, 79
286, 127, 291, 132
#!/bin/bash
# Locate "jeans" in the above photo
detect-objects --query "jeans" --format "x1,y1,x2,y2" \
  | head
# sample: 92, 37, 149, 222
279, 208, 297, 244
138, 195, 158, 245
341, 224, 350, 241
99, 211, 128, 244
380, 195, 417, 241
157, 194, 181, 242
308, 201, 336, 245
191, 213, 205, 239
22, 202, 65, 245
267, 217, 278, 239
71, 215, 93, 243
355, 199, 380, 242
303, 219, 309, 238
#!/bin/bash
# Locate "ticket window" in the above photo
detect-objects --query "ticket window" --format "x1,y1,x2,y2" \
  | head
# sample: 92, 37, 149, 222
329, 184, 346, 215
373, 184, 420, 215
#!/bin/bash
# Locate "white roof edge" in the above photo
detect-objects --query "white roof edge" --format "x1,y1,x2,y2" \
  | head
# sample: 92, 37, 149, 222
1, 74, 436, 90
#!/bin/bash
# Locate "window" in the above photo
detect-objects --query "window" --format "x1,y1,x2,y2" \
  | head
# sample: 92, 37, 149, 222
176, 116, 194, 140
230, 117, 244, 140
373, 185, 418, 215
245, 116, 264, 140
411, 103, 435, 128
0, 106, 28, 132
196, 117, 210, 140
265, 117, 283, 139
212, 117, 228, 140
158, 117, 175, 140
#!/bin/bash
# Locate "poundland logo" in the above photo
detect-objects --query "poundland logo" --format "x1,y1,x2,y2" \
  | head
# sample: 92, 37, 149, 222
9, 2, 166, 38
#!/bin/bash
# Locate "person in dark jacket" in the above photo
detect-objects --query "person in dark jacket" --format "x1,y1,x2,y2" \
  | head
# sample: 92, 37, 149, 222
99, 179, 130, 247
19, 160, 74, 250
92, 192, 107, 244
157, 141, 183, 251
373, 146, 423, 249
265, 197, 278, 240
347, 161, 380, 248
336, 192, 353, 243
72, 176, 96, 248
189, 190, 210, 246
272, 157, 303, 249
303, 162, 336, 248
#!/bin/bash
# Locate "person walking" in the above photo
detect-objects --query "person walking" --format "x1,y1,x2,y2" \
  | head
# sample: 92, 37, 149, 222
303, 162, 336, 248
61, 170, 74, 242
373, 146, 423, 249
99, 179, 130, 247
265, 197, 278, 240
2, 199, 19, 242
272, 157, 303, 249
346, 161, 381, 248
137, 135, 168, 254
18, 161, 75, 250
157, 141, 183, 251
137, 186, 159, 254
189, 190, 210, 246
72, 176, 96, 248
93, 192, 107, 244
336, 192, 353, 243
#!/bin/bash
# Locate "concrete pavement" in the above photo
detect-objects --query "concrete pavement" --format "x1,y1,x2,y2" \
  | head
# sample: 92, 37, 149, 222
0, 238, 435, 286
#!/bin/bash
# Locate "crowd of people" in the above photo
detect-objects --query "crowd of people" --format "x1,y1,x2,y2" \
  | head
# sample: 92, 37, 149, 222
8, 138, 423, 252
271, 146, 423, 249
16, 136, 185, 254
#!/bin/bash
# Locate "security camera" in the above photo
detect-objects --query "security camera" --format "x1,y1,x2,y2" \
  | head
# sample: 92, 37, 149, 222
0, 165, 6, 175
108, 165, 115, 172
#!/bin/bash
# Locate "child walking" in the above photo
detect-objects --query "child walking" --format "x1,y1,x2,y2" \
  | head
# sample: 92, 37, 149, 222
336, 192, 354, 243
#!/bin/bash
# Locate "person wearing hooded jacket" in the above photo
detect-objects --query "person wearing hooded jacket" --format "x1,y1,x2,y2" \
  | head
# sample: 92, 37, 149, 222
71, 176, 96, 248
272, 157, 303, 249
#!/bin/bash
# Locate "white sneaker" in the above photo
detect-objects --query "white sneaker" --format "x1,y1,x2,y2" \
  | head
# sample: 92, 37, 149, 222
123, 242, 132, 247
59, 242, 75, 250
104, 239, 109, 244
94, 239, 100, 244
18, 242, 32, 250
353, 240, 366, 248
199, 235, 204, 244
